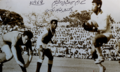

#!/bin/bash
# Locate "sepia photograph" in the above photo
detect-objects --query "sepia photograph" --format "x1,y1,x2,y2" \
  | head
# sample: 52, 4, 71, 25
0, 0, 120, 72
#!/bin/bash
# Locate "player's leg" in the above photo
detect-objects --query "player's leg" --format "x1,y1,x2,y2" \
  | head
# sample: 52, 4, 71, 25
92, 50, 106, 72
0, 45, 13, 63
92, 34, 108, 64
45, 48, 54, 72
16, 46, 26, 72
95, 47, 104, 63
91, 44, 96, 57
90, 38, 98, 60
97, 64, 106, 72
36, 48, 44, 72
0, 44, 13, 72
0, 36, 13, 63
92, 38, 103, 60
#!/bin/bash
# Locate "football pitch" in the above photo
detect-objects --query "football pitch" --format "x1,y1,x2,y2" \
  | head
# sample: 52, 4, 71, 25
2, 55, 120, 72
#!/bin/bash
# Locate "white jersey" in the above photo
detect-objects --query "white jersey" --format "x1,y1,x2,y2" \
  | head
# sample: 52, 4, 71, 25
91, 12, 108, 30
91, 12, 112, 37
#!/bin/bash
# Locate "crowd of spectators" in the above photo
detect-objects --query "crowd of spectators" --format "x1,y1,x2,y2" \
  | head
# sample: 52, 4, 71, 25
0, 23, 120, 61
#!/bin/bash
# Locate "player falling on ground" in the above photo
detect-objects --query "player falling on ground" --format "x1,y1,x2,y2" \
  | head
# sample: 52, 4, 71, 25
0, 31, 33, 72
35, 19, 58, 72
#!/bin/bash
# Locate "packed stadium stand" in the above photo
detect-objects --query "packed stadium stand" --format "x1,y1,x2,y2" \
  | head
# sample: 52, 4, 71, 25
0, 22, 120, 61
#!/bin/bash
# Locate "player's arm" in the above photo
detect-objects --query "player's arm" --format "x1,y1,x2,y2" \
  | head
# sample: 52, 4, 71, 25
84, 16, 110, 33
97, 15, 111, 32
11, 36, 24, 67
50, 32, 56, 44
25, 40, 33, 68
83, 20, 99, 32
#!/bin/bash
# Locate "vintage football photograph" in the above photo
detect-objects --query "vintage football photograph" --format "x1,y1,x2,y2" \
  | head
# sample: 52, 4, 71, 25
0, 0, 120, 72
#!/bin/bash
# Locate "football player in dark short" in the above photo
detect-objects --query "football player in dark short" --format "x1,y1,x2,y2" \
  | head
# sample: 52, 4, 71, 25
83, 0, 112, 64
35, 19, 58, 72
0, 30, 33, 72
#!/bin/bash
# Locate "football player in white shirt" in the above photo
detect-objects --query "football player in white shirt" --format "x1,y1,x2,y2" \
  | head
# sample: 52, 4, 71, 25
83, 0, 112, 64
82, 0, 113, 72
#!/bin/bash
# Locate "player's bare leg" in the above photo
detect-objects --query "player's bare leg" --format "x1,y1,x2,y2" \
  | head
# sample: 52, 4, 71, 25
45, 49, 53, 72
91, 38, 104, 64
0, 44, 13, 72
97, 63, 106, 72
36, 49, 44, 72
95, 47, 104, 64
92, 49, 106, 72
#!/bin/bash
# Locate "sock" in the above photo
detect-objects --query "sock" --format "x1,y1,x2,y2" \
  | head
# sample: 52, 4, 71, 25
36, 62, 42, 72
48, 64, 53, 72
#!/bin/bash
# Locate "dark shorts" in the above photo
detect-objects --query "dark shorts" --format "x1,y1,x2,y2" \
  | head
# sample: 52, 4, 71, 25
42, 48, 53, 60
93, 34, 108, 47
